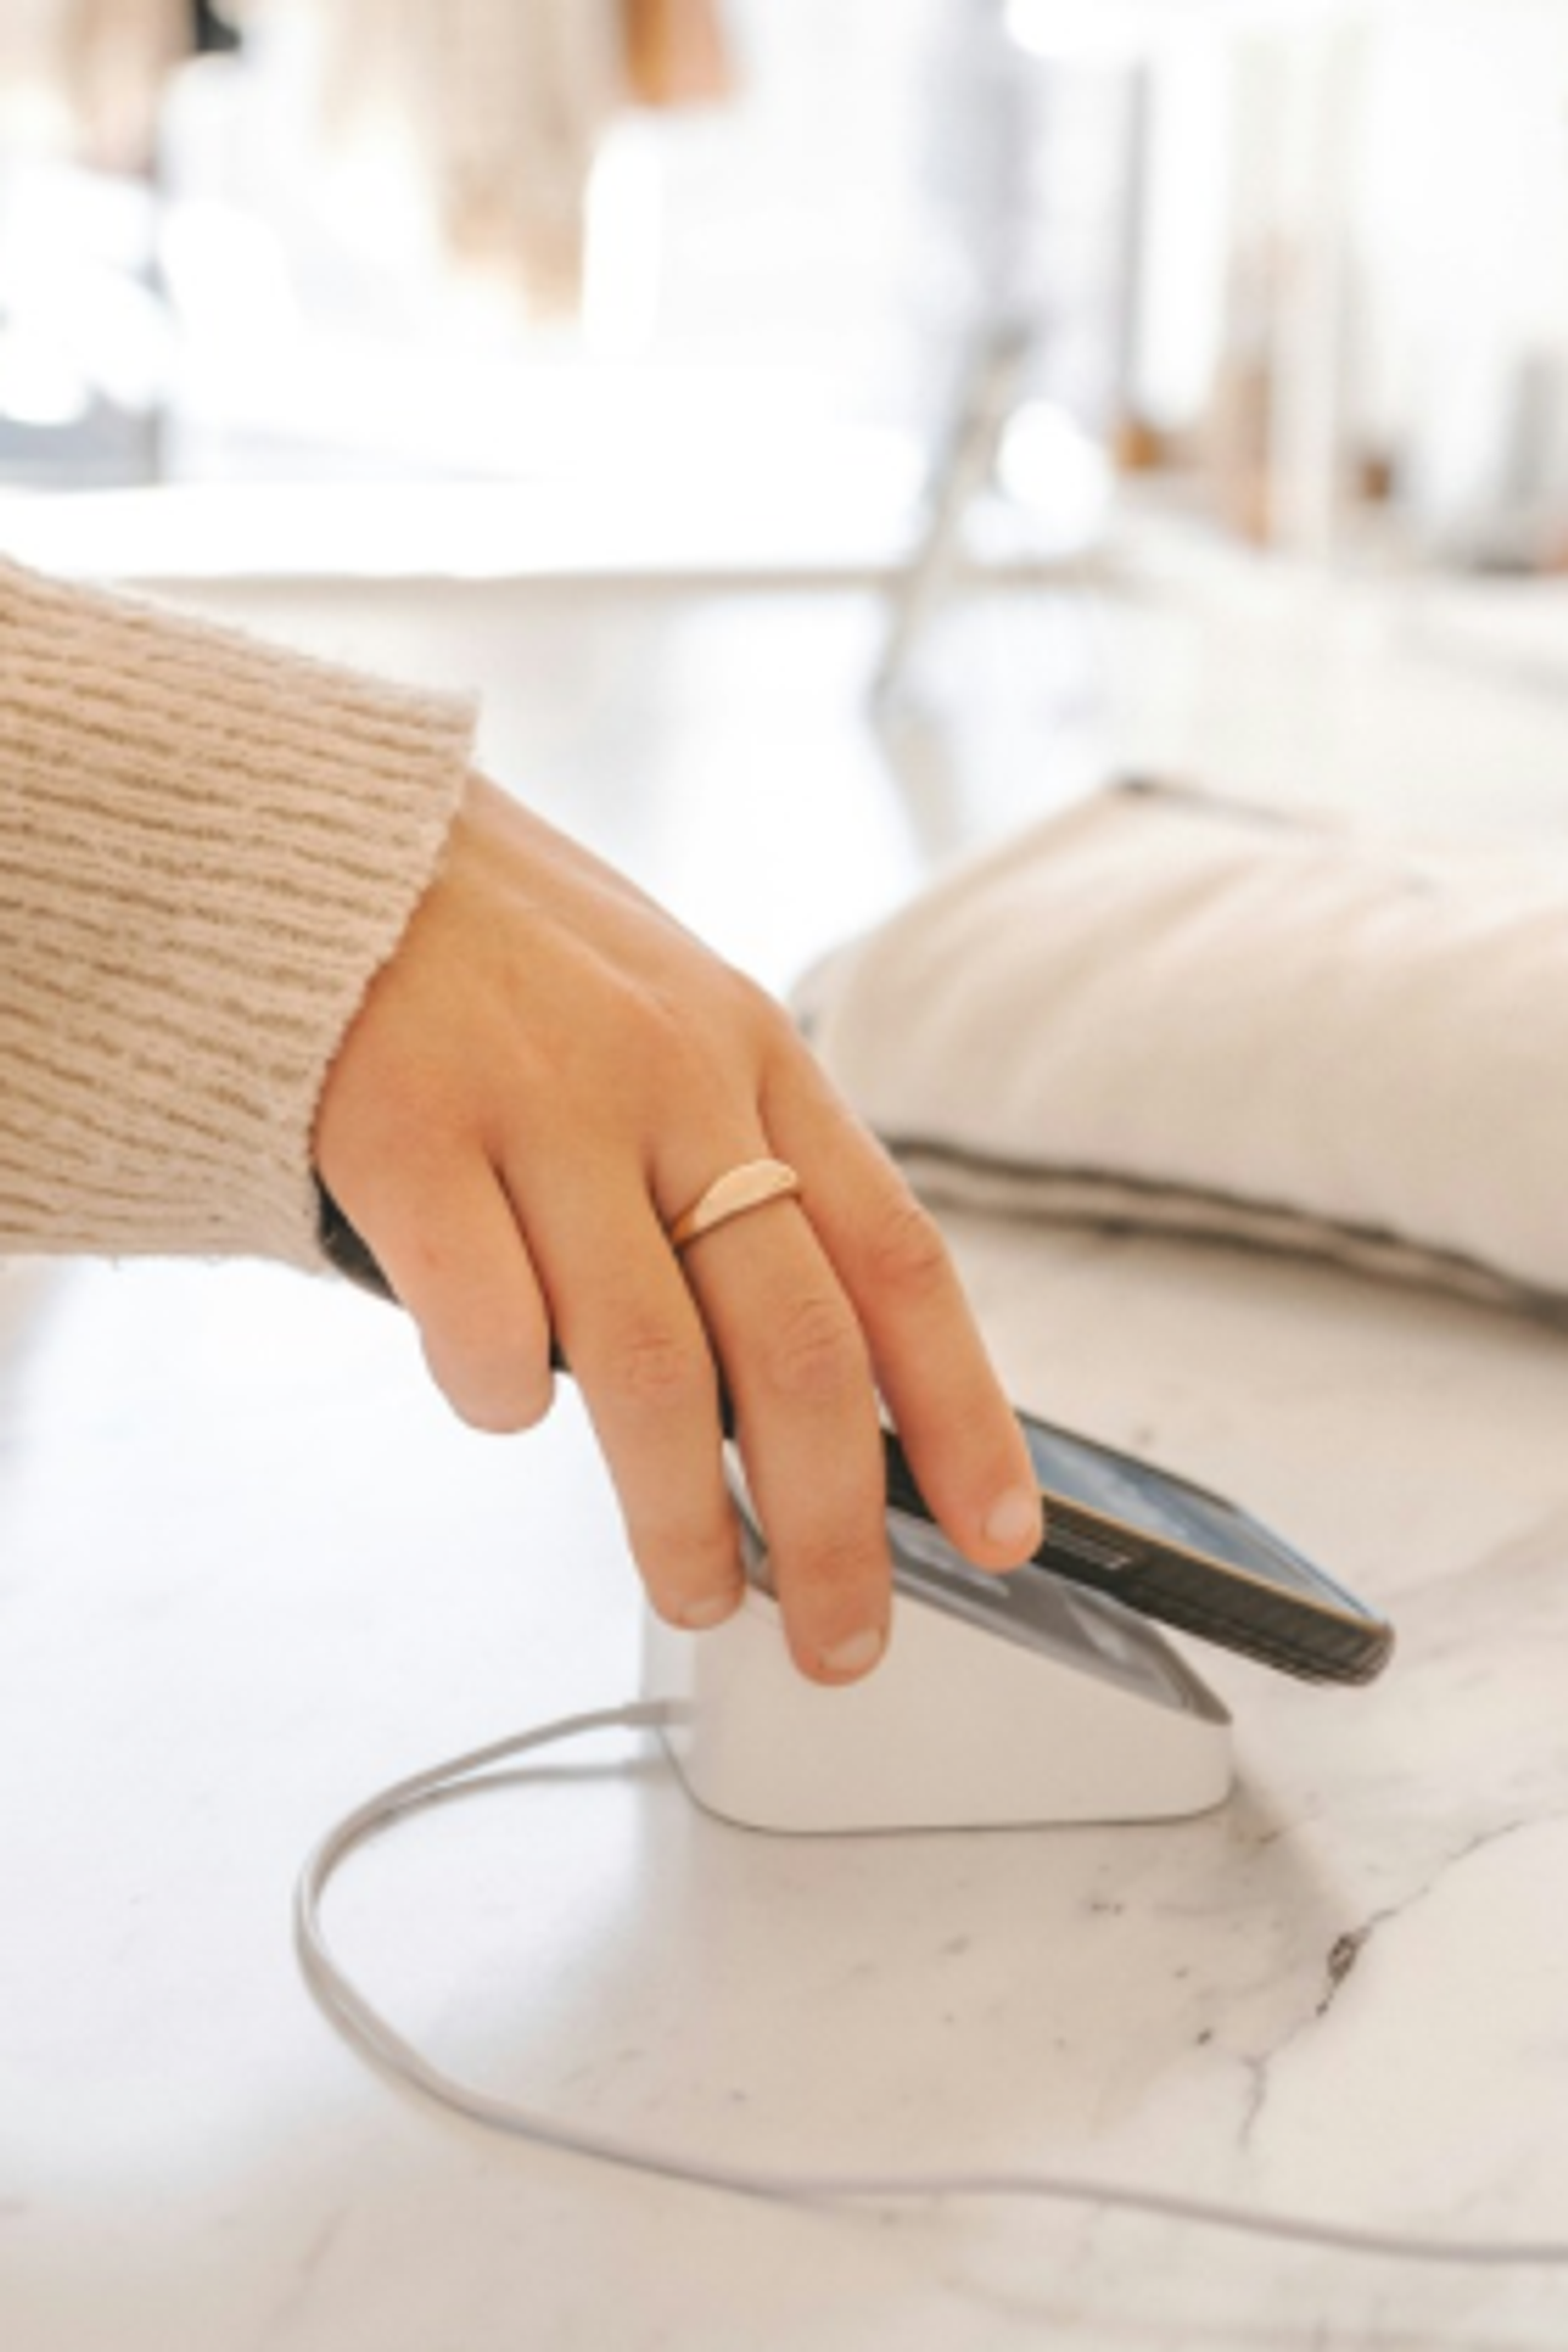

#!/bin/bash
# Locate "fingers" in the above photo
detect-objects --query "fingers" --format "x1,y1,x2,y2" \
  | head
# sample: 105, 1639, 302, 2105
505, 1145, 748, 1635
762, 1055, 1044, 1572
311, 770, 1033, 1690
333, 1156, 556, 1435
509, 1124, 895, 1683
325, 1073, 1031, 1690
676, 1185, 896, 1684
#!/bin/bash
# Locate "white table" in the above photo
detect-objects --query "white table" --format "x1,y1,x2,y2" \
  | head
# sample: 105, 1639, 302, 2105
5, 556, 1568, 2346
4, 1220, 1568, 2348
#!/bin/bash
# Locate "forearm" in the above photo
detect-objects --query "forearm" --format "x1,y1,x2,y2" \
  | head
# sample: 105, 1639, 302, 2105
0, 560, 474, 1265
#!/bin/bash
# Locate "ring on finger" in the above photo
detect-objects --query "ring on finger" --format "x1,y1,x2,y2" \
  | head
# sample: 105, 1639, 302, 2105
666, 1156, 803, 1252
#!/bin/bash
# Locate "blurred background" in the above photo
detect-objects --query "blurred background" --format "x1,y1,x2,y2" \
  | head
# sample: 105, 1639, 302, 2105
8, 0, 1568, 569
7, 0, 1568, 978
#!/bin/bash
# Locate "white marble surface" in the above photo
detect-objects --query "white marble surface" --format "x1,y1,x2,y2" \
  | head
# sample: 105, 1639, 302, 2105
5, 561, 1568, 2347
5, 1233, 1568, 2349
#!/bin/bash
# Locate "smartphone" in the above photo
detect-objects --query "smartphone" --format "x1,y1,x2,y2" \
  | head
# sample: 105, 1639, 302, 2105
880, 1414, 1394, 1688
318, 1188, 1391, 1686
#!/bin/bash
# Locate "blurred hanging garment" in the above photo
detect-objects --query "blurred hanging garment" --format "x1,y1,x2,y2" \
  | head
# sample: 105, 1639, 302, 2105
0, 1, 731, 311
621, 0, 732, 110
0, 0, 194, 172
311, 0, 625, 313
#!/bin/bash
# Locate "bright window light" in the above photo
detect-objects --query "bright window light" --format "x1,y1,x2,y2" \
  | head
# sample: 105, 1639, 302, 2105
1007, 0, 1349, 60
0, 323, 90, 426
582, 124, 665, 360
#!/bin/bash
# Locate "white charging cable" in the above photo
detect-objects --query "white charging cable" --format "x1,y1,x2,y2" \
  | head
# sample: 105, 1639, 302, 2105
296, 1701, 1568, 2270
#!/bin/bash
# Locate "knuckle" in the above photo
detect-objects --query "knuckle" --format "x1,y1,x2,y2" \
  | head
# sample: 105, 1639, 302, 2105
628, 1000, 732, 1115
631, 989, 692, 1068
598, 1322, 707, 1417
760, 1291, 865, 1405
862, 1191, 952, 1298
651, 964, 783, 1082
729, 968, 792, 1051
783, 1528, 880, 1605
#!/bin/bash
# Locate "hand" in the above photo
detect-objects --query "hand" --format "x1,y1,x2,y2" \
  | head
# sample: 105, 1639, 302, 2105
314, 774, 1043, 1683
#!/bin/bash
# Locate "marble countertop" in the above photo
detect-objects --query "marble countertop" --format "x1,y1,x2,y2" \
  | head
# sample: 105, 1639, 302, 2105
4, 1212, 1567, 2350
6, 554, 1568, 2348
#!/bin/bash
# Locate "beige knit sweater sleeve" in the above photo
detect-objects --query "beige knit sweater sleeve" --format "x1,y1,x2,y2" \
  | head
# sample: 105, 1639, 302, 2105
0, 560, 475, 1267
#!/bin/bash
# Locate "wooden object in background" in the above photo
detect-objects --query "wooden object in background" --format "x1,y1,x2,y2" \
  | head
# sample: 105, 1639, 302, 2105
622, 0, 732, 109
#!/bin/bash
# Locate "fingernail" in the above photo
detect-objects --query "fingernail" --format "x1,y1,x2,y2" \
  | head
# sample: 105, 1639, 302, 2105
818, 1626, 886, 1679
983, 1484, 1043, 1555
680, 1588, 744, 1631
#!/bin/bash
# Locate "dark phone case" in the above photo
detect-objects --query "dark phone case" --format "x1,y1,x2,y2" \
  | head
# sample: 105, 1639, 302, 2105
881, 1425, 1394, 1687
318, 1187, 1393, 1687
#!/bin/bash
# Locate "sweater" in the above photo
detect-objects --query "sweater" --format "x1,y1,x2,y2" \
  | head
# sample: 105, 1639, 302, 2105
0, 559, 474, 1268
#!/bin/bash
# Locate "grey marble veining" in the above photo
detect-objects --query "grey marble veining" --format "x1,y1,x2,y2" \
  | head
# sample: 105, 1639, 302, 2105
3, 1211, 1566, 2349
7, 565, 1568, 2346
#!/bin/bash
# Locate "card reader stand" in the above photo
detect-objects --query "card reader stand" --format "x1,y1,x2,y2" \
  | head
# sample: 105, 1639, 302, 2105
643, 1493, 1233, 1835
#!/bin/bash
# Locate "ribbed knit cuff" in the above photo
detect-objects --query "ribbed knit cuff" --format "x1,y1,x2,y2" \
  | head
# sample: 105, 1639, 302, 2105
0, 561, 475, 1267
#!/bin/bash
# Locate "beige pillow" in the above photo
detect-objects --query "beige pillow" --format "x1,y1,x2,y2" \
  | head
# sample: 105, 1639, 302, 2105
798, 783, 1568, 1319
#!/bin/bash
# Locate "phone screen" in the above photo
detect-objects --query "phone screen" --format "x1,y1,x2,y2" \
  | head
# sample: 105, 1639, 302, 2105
882, 1412, 1393, 1684
1009, 1414, 1392, 1682
1016, 1419, 1347, 1597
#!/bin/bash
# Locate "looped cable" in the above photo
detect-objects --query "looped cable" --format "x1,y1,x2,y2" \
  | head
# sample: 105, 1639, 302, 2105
296, 1702, 1568, 2270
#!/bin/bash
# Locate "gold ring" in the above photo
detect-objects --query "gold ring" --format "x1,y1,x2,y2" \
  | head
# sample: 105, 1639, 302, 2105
667, 1157, 803, 1251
